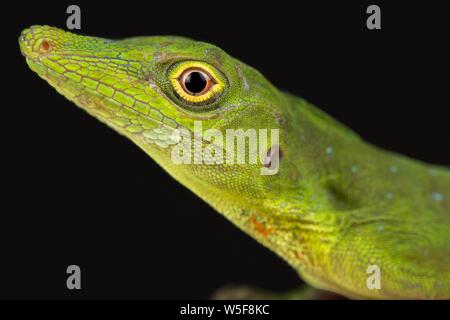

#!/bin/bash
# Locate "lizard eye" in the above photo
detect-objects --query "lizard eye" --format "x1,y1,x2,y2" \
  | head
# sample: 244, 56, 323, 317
180, 68, 214, 96
169, 61, 225, 105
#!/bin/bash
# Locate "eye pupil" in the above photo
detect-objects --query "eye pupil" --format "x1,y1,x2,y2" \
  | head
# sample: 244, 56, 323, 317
184, 71, 208, 94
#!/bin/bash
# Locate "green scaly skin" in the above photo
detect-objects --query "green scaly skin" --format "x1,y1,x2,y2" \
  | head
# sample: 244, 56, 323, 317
19, 26, 450, 299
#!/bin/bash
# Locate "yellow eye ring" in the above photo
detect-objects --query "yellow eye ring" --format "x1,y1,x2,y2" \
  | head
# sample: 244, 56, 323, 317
169, 61, 225, 104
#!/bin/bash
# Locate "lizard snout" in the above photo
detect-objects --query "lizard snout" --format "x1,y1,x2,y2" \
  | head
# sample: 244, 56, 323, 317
19, 25, 75, 60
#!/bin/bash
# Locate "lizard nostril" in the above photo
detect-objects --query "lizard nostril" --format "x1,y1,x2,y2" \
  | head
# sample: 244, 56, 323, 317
40, 40, 52, 52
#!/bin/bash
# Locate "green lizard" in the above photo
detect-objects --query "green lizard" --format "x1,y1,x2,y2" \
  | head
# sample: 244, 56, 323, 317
19, 25, 450, 299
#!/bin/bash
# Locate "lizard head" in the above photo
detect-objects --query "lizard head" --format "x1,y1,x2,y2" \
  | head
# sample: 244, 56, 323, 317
19, 26, 299, 219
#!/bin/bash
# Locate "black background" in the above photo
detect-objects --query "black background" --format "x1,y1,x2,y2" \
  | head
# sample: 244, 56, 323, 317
3, 1, 450, 299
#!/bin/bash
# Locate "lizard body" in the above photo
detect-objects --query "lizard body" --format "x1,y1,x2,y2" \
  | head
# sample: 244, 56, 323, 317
19, 26, 450, 299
